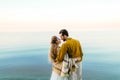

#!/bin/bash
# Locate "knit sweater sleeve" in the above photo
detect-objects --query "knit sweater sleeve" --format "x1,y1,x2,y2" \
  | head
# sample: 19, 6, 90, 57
56, 43, 67, 62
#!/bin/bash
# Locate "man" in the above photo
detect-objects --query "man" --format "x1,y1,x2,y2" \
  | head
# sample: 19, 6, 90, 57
56, 29, 83, 80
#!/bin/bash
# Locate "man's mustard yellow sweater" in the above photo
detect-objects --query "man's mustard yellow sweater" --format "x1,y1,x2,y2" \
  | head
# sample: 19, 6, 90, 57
56, 38, 83, 62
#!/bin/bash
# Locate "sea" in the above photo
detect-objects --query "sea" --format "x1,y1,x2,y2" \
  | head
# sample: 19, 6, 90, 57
0, 30, 120, 80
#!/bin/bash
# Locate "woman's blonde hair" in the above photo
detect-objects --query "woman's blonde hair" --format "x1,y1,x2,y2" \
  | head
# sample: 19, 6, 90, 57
49, 36, 58, 63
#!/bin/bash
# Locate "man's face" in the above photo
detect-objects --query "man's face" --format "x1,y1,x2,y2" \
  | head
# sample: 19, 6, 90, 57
59, 33, 66, 41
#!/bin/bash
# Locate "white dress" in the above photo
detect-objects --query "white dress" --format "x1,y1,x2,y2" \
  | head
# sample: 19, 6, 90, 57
50, 62, 82, 80
50, 71, 68, 80
50, 53, 69, 80
50, 53, 82, 80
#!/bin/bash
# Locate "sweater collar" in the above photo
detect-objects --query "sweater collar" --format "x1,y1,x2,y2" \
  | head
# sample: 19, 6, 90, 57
66, 37, 72, 41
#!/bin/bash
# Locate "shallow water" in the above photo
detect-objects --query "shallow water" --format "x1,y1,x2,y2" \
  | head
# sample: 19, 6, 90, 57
0, 31, 120, 80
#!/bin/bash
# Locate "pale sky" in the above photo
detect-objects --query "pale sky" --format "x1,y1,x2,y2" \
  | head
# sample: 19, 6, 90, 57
0, 0, 120, 32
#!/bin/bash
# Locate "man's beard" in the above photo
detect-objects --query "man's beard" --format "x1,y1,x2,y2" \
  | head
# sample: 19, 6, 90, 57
63, 39, 66, 41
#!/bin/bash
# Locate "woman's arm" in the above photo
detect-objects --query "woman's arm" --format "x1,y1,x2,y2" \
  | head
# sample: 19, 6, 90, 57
49, 47, 56, 63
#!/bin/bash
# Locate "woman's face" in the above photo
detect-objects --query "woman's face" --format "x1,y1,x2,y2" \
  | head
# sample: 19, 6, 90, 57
56, 38, 61, 44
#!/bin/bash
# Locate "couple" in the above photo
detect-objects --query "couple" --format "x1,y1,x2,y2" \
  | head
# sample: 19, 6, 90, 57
49, 29, 83, 80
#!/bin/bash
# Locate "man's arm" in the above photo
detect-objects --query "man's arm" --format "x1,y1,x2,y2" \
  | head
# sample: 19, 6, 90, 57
56, 43, 67, 62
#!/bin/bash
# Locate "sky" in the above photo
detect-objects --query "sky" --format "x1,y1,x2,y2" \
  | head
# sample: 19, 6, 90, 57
0, 0, 120, 59
0, 0, 120, 32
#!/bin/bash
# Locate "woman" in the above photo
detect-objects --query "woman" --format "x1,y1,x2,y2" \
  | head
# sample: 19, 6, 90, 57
49, 36, 68, 80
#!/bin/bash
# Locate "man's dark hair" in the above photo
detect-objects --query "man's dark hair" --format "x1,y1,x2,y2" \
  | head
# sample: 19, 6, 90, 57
59, 29, 69, 36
